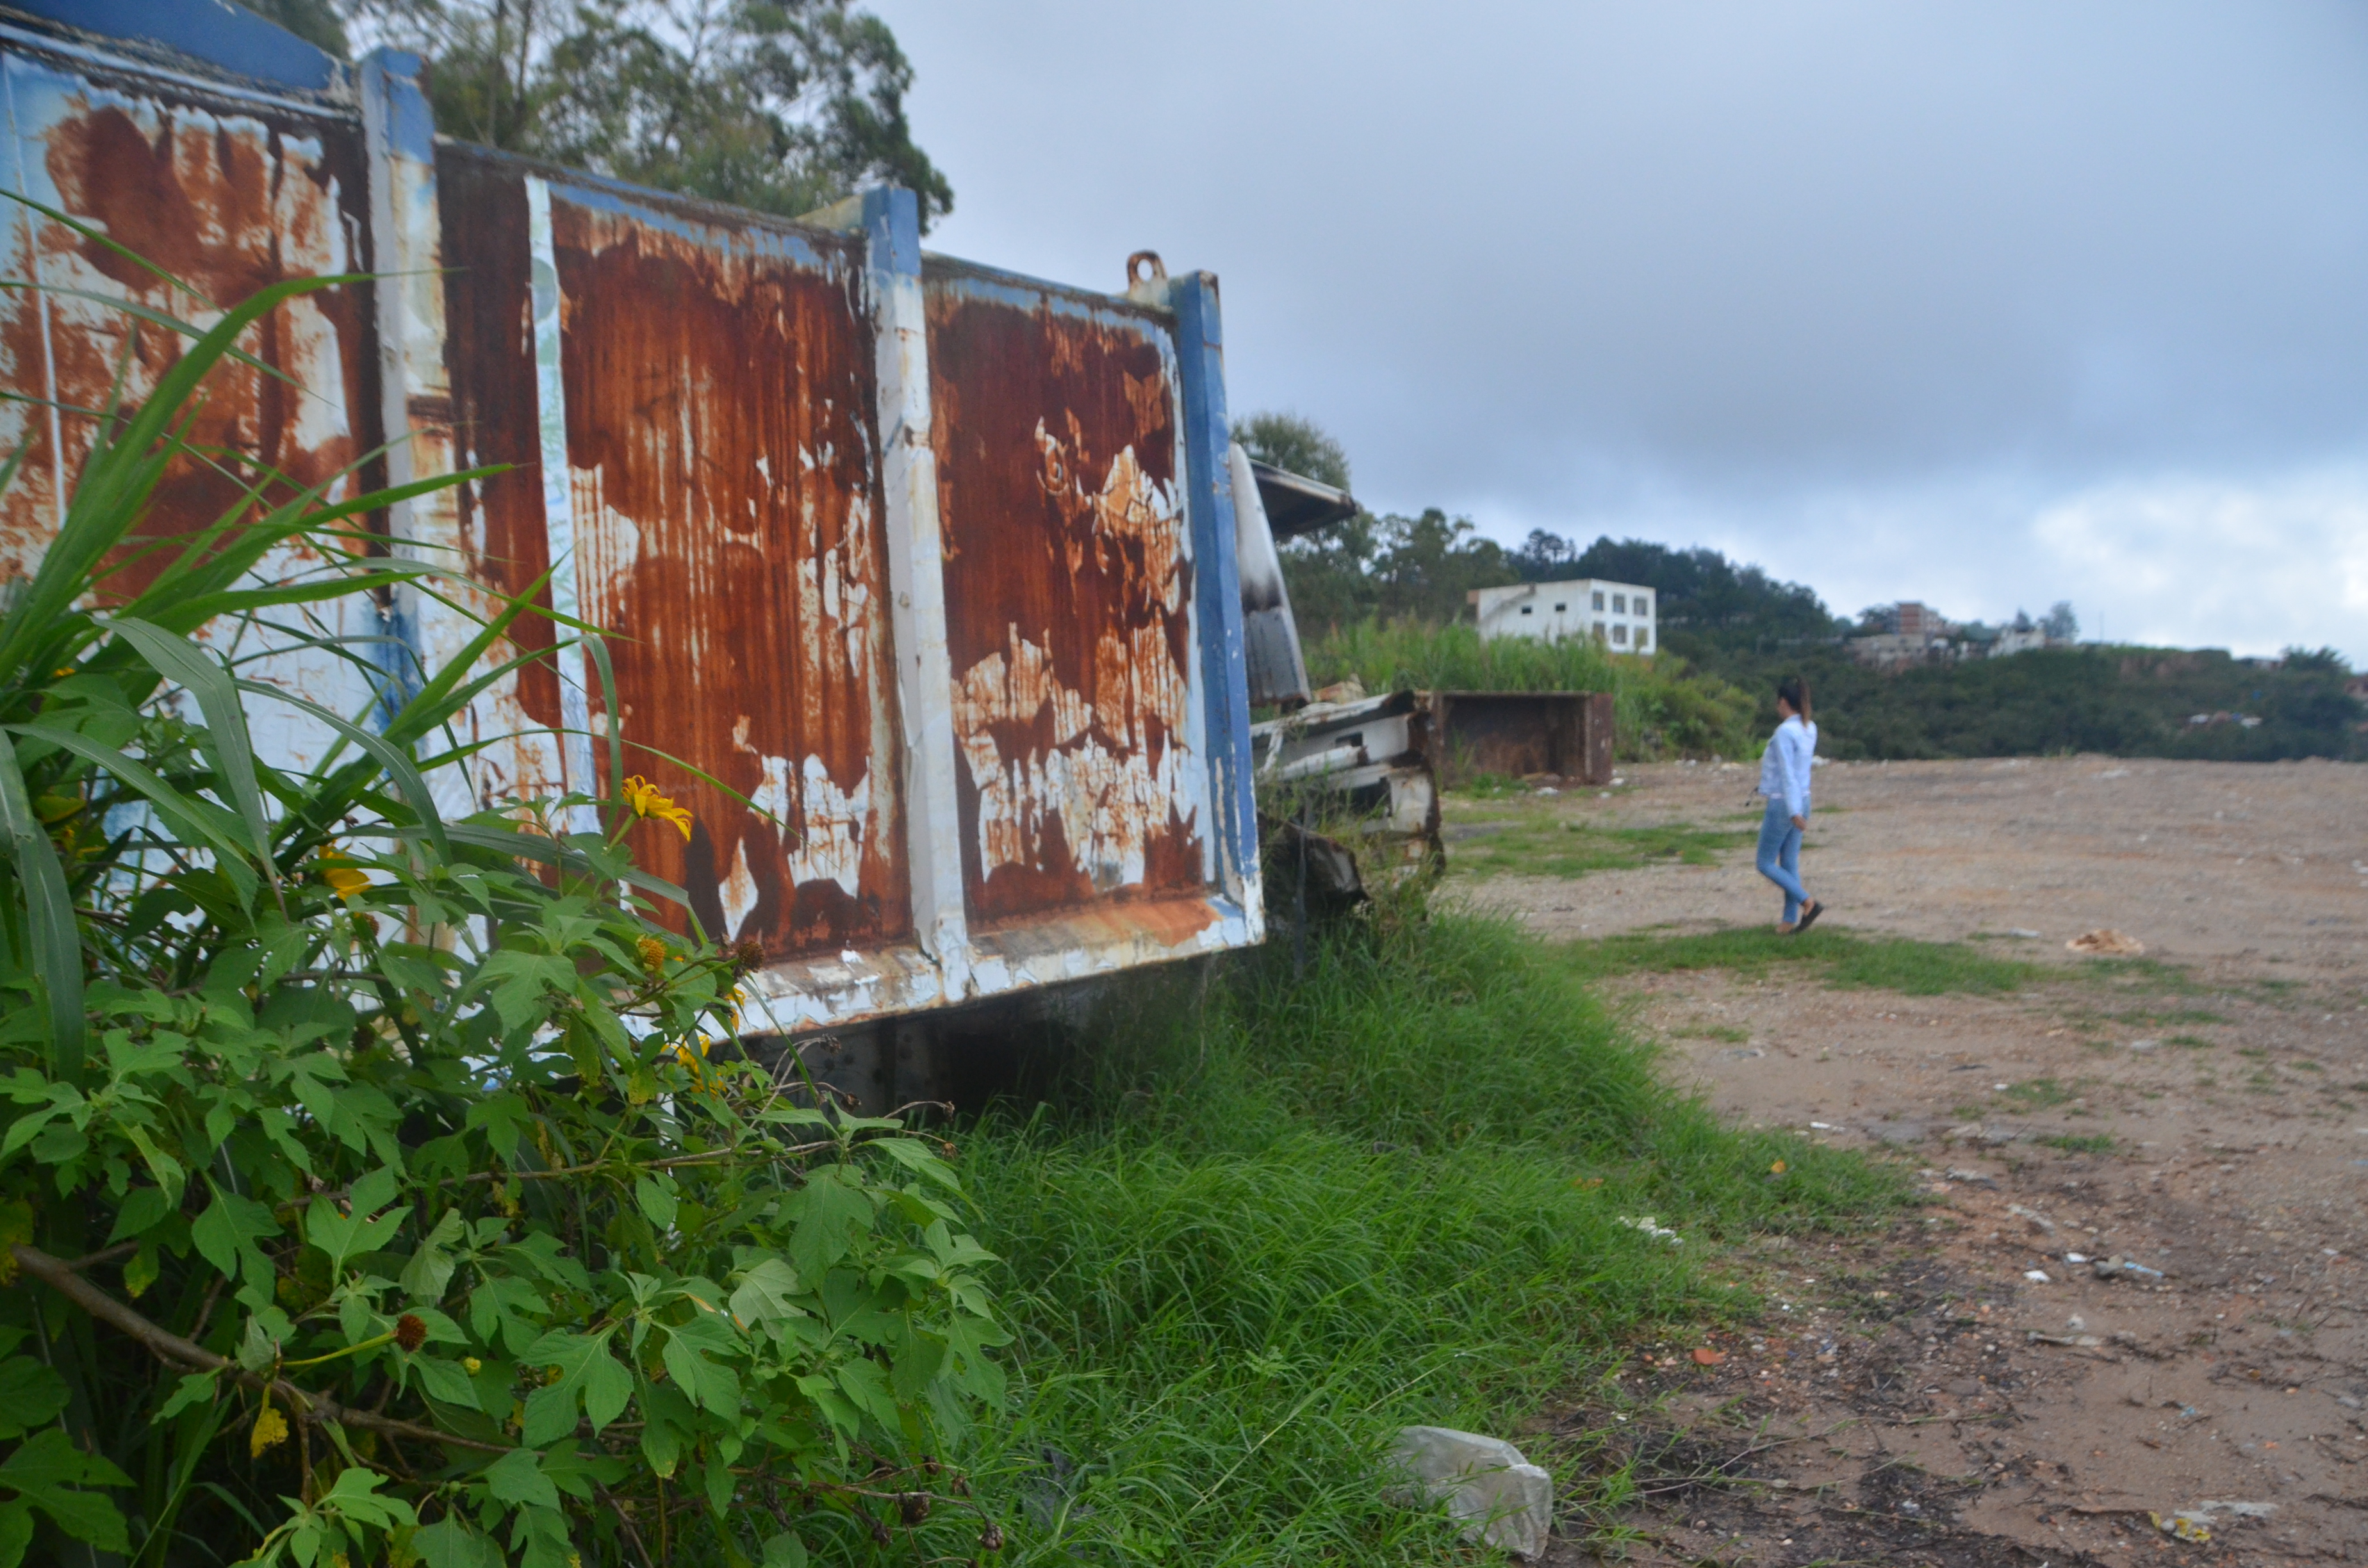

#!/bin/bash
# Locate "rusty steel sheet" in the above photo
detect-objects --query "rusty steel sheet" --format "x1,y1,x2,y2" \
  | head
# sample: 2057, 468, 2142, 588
923, 261, 1213, 940
552, 184, 910, 959
0, 41, 388, 772
437, 147, 911, 966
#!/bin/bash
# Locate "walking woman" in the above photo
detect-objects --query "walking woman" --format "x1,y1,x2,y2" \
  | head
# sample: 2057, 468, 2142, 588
1757, 676, 1825, 933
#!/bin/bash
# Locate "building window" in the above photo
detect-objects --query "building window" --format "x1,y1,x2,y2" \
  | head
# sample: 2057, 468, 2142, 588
1554, 603, 1566, 612
1613, 624, 1627, 644
1591, 591, 1604, 610
1593, 621, 1607, 641
1635, 596, 1649, 614
1635, 629, 1650, 650
1519, 605, 1533, 615
1612, 594, 1627, 613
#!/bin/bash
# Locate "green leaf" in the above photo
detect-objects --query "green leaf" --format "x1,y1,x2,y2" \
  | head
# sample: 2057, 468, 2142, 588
727, 1258, 806, 1330
0, 737, 84, 1082
481, 1448, 560, 1512
581, 1352, 632, 1435
761, 1531, 809, 1568
0, 1428, 131, 1550
409, 1515, 503, 1568
632, 1176, 678, 1230
96, 616, 274, 875
190, 1183, 279, 1292
410, 1356, 480, 1412
659, 1332, 740, 1420
318, 1466, 416, 1530
156, 1371, 218, 1420
104, 1184, 172, 1245
0, 1498, 31, 1568
0, 1359, 68, 1439
400, 1211, 465, 1302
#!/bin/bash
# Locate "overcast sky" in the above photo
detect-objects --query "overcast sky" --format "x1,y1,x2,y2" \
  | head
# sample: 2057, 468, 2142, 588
875, 0, 2368, 658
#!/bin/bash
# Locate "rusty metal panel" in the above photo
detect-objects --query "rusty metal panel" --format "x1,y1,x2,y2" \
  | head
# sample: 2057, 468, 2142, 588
544, 183, 910, 959
923, 261, 1213, 936
1428, 690, 1615, 785
0, 39, 387, 774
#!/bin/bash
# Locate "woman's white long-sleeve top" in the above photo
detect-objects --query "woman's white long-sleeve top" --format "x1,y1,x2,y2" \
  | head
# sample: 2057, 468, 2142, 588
1757, 715, 1818, 820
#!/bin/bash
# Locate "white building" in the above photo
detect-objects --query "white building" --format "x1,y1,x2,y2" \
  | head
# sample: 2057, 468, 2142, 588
1468, 579, 1658, 652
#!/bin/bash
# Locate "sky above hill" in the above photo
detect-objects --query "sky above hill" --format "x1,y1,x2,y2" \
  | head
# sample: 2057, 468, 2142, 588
876, 0, 2368, 658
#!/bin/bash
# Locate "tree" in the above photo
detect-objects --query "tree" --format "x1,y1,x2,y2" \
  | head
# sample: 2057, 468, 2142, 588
1233, 411, 1351, 491
2280, 645, 2349, 673
349, 0, 953, 225
2042, 601, 2079, 642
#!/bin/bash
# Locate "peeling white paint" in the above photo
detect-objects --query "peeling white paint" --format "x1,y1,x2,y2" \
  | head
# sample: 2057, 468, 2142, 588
951, 435, 1205, 892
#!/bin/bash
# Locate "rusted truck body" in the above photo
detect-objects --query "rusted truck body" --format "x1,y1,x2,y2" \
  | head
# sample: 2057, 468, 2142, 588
0, 2, 1263, 1038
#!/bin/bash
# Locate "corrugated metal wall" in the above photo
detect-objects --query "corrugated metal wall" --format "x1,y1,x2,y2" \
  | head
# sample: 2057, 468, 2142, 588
0, 7, 1263, 1034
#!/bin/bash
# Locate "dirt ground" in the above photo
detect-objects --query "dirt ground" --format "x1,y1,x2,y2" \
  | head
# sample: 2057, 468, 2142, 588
1456, 756, 2368, 1567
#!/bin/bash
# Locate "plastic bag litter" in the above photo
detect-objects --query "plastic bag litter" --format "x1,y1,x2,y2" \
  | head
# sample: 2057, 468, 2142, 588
2068, 929, 2145, 956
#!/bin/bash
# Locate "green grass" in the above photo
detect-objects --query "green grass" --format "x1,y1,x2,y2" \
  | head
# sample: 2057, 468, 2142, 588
951, 910, 1908, 1564
1561, 926, 2043, 997
1999, 1078, 2075, 1109
2034, 1132, 2117, 1155
1443, 801, 1755, 881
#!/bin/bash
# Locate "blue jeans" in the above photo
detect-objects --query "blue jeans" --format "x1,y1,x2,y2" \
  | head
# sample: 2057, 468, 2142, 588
1756, 797, 1809, 922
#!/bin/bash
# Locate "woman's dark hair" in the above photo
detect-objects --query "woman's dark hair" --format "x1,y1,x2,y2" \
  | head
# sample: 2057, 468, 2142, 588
1776, 675, 1811, 719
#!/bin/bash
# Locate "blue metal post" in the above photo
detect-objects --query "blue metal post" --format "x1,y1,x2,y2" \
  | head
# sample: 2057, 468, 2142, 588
1167, 270, 1260, 917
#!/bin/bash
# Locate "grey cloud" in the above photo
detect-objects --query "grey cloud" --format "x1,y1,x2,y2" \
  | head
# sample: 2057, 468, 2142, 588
880, 0, 2368, 654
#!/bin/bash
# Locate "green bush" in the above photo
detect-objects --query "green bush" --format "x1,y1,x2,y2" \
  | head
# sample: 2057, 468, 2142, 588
0, 275, 999, 1565
1301, 617, 1758, 759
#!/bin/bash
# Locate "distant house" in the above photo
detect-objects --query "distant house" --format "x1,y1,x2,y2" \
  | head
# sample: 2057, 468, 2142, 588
1468, 579, 1657, 651
1848, 601, 1957, 669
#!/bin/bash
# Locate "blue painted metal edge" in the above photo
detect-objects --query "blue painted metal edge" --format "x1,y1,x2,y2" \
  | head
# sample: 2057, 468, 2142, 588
13, 0, 339, 93
1167, 270, 1260, 903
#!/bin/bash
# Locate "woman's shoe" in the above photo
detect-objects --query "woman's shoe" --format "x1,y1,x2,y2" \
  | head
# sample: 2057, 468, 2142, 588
1793, 900, 1825, 935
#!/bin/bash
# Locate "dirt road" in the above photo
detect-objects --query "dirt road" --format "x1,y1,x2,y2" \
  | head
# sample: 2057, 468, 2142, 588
1454, 757, 2368, 1566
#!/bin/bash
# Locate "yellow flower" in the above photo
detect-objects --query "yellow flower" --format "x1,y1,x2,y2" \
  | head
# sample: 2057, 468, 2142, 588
1770, 1159, 1788, 1175
250, 1403, 289, 1457
463, 1357, 483, 1374
621, 776, 693, 841
317, 850, 370, 900
636, 935, 669, 975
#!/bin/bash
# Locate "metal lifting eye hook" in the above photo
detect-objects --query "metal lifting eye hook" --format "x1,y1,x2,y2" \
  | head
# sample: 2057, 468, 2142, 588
1126, 250, 1167, 288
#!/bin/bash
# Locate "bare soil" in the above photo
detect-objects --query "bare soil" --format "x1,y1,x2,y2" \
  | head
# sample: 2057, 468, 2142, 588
1458, 757, 2368, 1567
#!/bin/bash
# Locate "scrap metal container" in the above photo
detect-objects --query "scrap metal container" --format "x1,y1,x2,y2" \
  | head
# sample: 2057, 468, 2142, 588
0, 3, 1265, 1038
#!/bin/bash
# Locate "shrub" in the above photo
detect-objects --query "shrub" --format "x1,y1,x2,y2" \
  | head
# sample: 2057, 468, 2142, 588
0, 274, 1001, 1564
1301, 617, 1757, 758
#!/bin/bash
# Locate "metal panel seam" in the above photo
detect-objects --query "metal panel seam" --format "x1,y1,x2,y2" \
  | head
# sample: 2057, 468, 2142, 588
523, 175, 598, 833
361, 48, 468, 811
863, 185, 972, 995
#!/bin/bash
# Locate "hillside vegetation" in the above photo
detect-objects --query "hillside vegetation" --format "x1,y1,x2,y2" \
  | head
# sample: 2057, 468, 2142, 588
1237, 409, 2365, 762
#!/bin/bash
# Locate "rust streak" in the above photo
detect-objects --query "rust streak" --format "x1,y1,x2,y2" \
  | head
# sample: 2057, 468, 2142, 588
926, 280, 1207, 925
550, 195, 907, 957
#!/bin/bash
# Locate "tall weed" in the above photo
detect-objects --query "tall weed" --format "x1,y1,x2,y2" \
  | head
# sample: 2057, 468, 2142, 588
951, 909, 1907, 1564
1303, 617, 1757, 759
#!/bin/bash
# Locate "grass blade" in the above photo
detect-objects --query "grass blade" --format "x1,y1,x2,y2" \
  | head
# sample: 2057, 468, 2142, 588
99, 617, 275, 877
0, 736, 84, 1082
4, 722, 261, 903
232, 680, 448, 862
